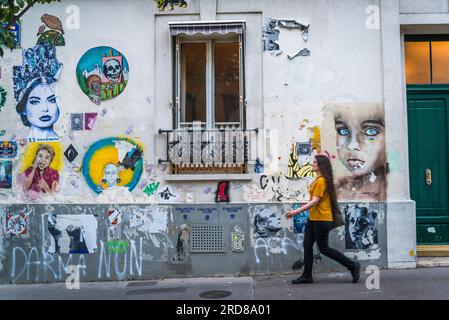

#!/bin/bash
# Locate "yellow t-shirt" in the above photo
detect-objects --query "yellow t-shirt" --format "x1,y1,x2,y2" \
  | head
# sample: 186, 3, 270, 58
309, 176, 333, 221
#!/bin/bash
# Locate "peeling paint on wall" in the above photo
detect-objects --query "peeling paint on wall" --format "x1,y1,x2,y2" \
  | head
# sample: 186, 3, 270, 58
263, 18, 310, 58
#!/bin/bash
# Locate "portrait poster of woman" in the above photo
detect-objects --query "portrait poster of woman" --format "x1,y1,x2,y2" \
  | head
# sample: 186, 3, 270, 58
321, 103, 387, 201
13, 44, 63, 142
18, 142, 63, 199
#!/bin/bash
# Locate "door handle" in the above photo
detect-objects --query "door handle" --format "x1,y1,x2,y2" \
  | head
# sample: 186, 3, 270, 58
425, 168, 432, 186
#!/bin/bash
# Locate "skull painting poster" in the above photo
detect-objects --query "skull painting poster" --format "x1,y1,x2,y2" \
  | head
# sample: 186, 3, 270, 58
76, 46, 129, 105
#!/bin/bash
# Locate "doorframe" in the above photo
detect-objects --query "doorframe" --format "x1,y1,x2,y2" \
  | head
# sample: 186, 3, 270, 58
407, 85, 449, 254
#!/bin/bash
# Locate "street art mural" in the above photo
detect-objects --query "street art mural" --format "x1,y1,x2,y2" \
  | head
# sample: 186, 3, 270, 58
1, 208, 32, 238
0, 87, 6, 112
76, 46, 129, 105
84, 113, 98, 130
251, 205, 283, 238
156, 0, 188, 11
250, 205, 309, 265
63, 144, 79, 164
322, 103, 387, 201
18, 142, 62, 198
0, 141, 18, 159
287, 143, 317, 179
158, 186, 177, 201
82, 137, 143, 202
343, 204, 378, 250
70, 113, 83, 131
293, 209, 309, 234
107, 207, 123, 241
45, 214, 98, 254
36, 14, 65, 46
215, 181, 230, 203
13, 44, 63, 142
0, 161, 12, 189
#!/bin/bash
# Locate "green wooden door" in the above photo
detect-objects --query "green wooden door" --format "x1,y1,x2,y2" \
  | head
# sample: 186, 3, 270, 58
408, 90, 449, 244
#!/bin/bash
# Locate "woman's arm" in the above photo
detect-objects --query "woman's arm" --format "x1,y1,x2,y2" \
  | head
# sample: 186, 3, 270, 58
286, 196, 320, 218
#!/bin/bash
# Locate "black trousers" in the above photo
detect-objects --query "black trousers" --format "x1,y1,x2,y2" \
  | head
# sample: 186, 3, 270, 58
303, 220, 355, 277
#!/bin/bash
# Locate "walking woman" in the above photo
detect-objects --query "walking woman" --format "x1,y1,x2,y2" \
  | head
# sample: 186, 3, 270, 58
286, 155, 361, 284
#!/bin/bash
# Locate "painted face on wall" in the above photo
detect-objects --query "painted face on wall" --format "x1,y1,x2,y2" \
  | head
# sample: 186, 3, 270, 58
103, 59, 122, 83
254, 208, 282, 238
347, 206, 378, 249
35, 148, 52, 171
25, 83, 59, 129
334, 106, 385, 176
103, 163, 119, 187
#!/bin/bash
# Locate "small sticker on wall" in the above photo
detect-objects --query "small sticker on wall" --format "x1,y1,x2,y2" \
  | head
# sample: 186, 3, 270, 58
84, 113, 98, 130
427, 227, 436, 234
71, 113, 84, 131
3, 209, 32, 238
64, 144, 79, 163
0, 141, 18, 159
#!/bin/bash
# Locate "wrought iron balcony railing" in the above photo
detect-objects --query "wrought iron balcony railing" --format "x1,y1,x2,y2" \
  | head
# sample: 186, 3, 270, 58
158, 128, 258, 174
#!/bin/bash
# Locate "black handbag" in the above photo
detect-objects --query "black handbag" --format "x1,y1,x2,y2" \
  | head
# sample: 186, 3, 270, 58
330, 203, 345, 230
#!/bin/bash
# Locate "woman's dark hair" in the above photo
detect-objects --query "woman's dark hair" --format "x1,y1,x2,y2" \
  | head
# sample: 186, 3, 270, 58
315, 155, 340, 213
16, 77, 56, 127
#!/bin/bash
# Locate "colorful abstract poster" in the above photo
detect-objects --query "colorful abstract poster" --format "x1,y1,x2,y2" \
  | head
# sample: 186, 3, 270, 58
293, 210, 309, 234
3, 209, 32, 238
46, 214, 98, 254
0, 141, 18, 159
0, 161, 12, 189
76, 47, 129, 105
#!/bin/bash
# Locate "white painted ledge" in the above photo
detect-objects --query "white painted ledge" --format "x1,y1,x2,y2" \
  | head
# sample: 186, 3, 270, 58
400, 13, 449, 25
164, 174, 255, 181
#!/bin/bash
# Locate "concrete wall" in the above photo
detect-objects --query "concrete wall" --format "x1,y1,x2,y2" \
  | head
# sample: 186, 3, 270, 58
0, 202, 387, 284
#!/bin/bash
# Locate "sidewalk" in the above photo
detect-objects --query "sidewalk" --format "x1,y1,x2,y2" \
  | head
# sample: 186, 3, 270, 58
0, 267, 448, 300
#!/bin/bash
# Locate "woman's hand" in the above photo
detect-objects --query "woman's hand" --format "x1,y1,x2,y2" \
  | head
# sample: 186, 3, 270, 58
286, 210, 299, 219
39, 179, 51, 193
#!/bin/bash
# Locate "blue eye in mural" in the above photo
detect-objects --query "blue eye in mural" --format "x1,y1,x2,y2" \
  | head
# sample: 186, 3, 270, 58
337, 127, 350, 136
364, 127, 379, 136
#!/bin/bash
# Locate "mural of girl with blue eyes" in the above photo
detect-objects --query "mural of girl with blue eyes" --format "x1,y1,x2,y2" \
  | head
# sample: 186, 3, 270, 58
332, 103, 387, 201
13, 45, 63, 142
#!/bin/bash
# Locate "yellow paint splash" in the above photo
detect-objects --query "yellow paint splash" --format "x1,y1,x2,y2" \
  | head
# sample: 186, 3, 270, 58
309, 126, 321, 154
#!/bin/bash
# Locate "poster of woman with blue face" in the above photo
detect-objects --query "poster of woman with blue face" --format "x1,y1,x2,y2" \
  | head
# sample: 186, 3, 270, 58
13, 45, 63, 142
